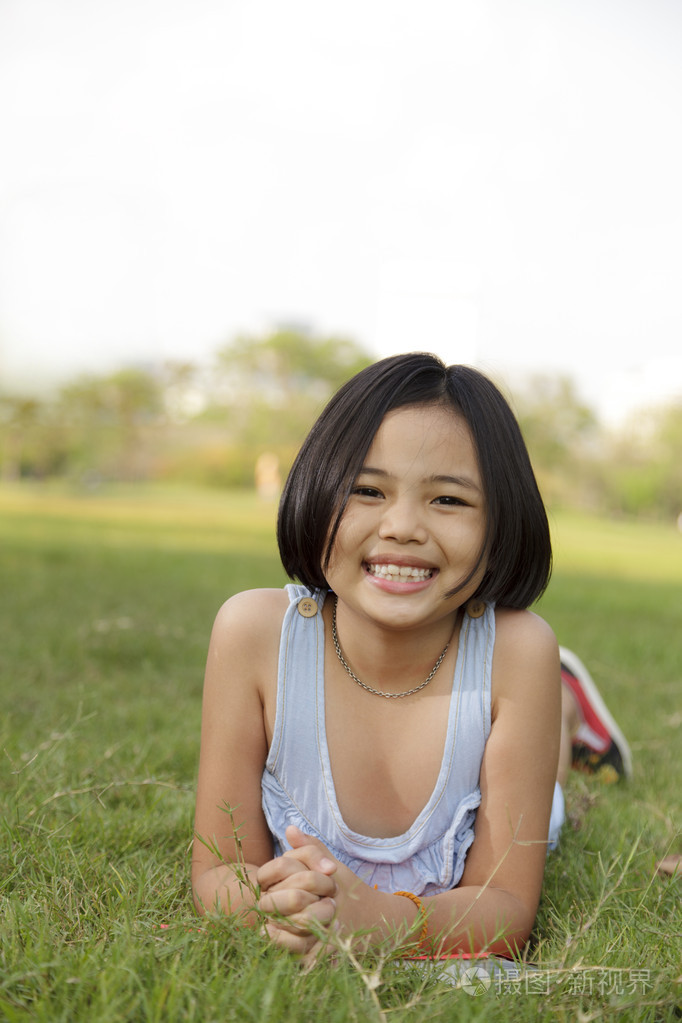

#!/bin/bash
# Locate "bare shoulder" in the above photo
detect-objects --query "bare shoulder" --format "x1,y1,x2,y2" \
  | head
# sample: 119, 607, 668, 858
210, 587, 290, 649
204, 588, 291, 703
492, 608, 560, 703
494, 606, 557, 653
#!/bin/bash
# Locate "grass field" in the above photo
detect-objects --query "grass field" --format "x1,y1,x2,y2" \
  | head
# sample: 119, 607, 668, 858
1, 483, 680, 1021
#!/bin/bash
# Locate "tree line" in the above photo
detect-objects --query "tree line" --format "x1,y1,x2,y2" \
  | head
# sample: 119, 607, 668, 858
1, 330, 680, 521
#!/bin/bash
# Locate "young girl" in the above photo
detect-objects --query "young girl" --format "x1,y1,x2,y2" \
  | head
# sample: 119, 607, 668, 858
192, 353, 631, 961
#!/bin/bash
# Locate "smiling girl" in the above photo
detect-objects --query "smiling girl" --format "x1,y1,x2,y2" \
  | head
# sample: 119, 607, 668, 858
192, 353, 631, 961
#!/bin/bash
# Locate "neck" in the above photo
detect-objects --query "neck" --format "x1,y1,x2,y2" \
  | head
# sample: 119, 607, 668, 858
329, 596, 460, 695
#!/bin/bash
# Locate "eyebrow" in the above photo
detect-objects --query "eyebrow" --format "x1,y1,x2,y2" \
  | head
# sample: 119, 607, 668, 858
358, 466, 482, 492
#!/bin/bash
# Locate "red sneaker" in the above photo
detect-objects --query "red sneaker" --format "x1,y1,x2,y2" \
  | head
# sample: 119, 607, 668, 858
560, 647, 633, 783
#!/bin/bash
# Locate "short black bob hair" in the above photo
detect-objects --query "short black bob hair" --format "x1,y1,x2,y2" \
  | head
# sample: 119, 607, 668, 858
277, 352, 552, 610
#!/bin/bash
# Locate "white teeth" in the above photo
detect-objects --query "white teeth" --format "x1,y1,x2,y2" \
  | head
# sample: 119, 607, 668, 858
367, 563, 432, 580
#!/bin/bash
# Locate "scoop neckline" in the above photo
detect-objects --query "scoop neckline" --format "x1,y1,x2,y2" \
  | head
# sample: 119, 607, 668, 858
314, 589, 469, 847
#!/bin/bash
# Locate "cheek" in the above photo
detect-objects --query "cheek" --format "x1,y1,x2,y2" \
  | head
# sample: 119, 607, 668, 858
444, 516, 485, 554
325, 510, 365, 574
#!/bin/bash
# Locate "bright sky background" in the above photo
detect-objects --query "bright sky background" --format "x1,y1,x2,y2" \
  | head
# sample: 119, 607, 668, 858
1, 0, 681, 424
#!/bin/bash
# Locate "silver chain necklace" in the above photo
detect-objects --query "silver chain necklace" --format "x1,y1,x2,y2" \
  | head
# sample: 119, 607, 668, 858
331, 597, 451, 699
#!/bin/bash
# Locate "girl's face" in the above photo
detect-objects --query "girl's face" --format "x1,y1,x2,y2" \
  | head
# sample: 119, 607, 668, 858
325, 403, 488, 633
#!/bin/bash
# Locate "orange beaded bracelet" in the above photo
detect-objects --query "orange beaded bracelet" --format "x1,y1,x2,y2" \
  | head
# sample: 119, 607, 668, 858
394, 890, 428, 943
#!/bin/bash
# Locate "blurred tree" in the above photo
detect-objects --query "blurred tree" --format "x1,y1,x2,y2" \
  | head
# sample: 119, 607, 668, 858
58, 367, 162, 480
655, 401, 682, 518
514, 375, 599, 464
604, 400, 682, 519
0, 395, 43, 480
159, 360, 203, 423
212, 328, 373, 447
512, 375, 601, 507
217, 328, 371, 395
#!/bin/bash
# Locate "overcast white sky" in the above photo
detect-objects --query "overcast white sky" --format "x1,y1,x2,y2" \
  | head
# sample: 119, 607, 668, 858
1, 0, 681, 423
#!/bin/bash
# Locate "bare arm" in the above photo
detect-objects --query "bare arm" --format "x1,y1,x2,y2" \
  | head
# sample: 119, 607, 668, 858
191, 591, 277, 920
191, 590, 337, 951
432, 608, 562, 952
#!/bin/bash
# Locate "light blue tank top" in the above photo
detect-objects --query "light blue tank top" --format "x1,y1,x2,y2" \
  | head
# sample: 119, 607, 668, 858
261, 584, 495, 896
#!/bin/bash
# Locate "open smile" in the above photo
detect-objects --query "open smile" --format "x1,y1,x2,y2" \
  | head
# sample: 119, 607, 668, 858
364, 562, 436, 582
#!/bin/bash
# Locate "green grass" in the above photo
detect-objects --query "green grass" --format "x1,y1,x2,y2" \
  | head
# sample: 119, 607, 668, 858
1, 483, 680, 1021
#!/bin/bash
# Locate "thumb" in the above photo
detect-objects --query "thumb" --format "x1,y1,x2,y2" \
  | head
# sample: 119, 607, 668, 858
285, 825, 337, 874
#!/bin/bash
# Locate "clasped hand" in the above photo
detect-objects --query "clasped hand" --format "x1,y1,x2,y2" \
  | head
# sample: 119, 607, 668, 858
256, 824, 340, 956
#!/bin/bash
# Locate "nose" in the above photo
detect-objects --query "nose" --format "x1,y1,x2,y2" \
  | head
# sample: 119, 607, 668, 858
377, 497, 427, 544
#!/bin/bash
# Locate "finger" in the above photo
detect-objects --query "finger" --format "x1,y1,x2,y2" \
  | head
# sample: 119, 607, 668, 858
284, 826, 337, 874
301, 924, 340, 970
258, 887, 319, 920
261, 868, 338, 900
262, 920, 321, 957
301, 938, 330, 970
257, 856, 337, 896
256, 854, 306, 889
257, 851, 337, 894
259, 887, 337, 925
262, 895, 337, 937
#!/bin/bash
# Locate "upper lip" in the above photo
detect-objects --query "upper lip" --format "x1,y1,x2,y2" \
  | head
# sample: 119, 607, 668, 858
364, 555, 436, 570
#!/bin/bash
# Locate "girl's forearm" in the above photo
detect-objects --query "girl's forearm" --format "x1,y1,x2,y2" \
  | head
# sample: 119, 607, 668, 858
421, 885, 534, 955
192, 862, 262, 925
337, 881, 533, 956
